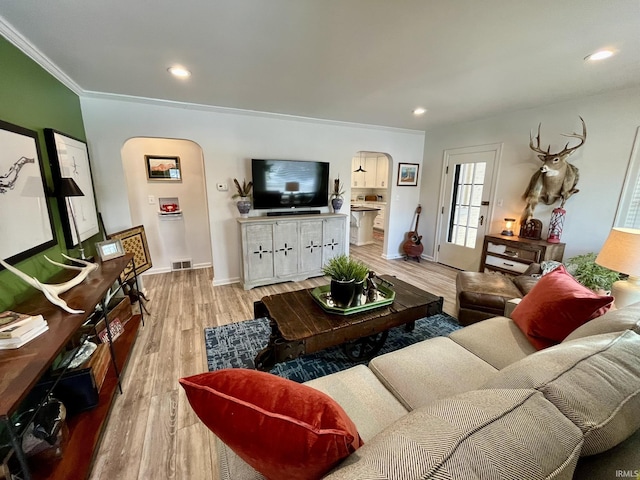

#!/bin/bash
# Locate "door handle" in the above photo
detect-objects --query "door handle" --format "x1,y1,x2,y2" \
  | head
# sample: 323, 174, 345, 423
479, 215, 484, 226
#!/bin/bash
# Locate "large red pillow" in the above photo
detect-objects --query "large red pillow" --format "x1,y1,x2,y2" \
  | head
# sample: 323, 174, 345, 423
512, 265, 614, 350
179, 369, 362, 479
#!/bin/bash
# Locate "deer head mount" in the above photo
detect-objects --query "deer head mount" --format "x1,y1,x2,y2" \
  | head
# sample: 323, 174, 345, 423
521, 117, 586, 222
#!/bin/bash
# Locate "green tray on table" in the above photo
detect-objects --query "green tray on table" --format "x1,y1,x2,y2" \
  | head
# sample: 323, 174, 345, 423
310, 282, 395, 315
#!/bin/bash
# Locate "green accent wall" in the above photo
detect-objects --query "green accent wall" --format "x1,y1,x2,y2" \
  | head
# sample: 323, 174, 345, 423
0, 36, 100, 311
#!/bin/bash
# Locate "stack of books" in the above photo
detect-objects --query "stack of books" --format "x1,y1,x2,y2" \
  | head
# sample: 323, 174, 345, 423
0, 311, 49, 349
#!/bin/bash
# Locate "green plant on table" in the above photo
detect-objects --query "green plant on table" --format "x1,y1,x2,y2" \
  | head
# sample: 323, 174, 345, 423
566, 252, 620, 292
232, 178, 253, 199
322, 254, 370, 282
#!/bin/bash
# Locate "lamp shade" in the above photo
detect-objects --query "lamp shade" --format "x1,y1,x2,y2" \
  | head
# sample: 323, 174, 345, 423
595, 228, 640, 276
58, 177, 84, 197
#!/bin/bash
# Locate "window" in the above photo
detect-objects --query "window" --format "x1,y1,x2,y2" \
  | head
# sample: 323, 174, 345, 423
616, 127, 640, 228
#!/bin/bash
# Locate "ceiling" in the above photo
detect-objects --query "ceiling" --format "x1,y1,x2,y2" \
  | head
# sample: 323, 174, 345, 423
1, 0, 639, 131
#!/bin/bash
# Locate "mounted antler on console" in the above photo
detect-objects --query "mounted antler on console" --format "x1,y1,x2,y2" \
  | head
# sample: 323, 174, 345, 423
521, 117, 586, 222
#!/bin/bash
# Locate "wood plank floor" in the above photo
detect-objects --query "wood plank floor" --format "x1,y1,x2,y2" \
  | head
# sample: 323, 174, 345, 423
88, 239, 459, 480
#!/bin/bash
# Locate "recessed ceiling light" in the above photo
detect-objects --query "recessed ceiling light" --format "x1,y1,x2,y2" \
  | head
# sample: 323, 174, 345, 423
413, 107, 427, 116
168, 66, 191, 78
585, 50, 615, 62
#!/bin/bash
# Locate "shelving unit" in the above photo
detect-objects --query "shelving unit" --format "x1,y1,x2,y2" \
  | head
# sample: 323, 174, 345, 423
0, 254, 143, 480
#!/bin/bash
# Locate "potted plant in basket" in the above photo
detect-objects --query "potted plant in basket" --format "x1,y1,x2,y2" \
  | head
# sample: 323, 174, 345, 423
565, 252, 620, 294
322, 254, 370, 308
330, 178, 345, 213
233, 178, 253, 217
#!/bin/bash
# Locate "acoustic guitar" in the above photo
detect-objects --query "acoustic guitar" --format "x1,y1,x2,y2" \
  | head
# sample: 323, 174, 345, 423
403, 205, 424, 261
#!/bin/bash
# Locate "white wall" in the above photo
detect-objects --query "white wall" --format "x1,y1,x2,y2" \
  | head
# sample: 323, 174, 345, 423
420, 87, 640, 261
80, 97, 425, 284
121, 137, 212, 274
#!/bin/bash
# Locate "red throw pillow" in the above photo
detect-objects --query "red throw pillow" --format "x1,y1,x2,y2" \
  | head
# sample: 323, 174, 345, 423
512, 265, 614, 350
179, 369, 363, 479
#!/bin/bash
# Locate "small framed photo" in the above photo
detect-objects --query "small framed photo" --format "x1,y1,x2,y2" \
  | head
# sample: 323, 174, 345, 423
397, 163, 419, 186
145, 155, 181, 181
95, 238, 125, 262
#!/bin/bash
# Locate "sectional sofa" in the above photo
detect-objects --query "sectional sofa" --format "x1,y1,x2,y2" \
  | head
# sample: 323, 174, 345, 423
214, 302, 640, 479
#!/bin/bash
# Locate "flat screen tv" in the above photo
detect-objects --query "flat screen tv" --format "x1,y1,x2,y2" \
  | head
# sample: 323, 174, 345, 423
251, 159, 330, 210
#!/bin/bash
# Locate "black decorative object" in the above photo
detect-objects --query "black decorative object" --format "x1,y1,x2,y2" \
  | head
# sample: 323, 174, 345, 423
519, 218, 543, 240
58, 178, 86, 259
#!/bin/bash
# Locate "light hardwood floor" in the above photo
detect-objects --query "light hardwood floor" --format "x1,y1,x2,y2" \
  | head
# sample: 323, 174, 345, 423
88, 239, 459, 480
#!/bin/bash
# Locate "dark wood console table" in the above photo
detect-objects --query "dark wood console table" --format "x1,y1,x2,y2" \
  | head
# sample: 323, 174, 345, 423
0, 254, 143, 480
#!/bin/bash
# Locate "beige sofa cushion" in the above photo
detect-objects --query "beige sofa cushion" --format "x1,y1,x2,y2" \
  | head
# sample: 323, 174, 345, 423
304, 365, 409, 442
449, 316, 536, 369
369, 337, 497, 410
324, 389, 583, 479
563, 301, 640, 342
485, 330, 640, 456
216, 365, 409, 480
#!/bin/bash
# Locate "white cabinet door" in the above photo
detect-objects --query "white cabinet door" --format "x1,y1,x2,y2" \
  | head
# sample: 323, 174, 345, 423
299, 220, 324, 273
373, 204, 385, 230
273, 221, 298, 276
364, 157, 377, 187
376, 156, 389, 188
352, 157, 364, 187
323, 217, 345, 264
244, 224, 274, 281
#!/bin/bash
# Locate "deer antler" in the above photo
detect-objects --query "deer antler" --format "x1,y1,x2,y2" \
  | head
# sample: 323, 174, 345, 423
529, 117, 587, 158
529, 123, 550, 155
558, 116, 587, 156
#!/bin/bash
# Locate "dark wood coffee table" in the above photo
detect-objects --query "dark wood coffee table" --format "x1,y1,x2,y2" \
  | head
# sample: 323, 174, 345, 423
253, 275, 443, 371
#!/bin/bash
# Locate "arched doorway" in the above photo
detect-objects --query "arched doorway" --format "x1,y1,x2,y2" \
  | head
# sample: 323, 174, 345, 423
121, 137, 213, 275
350, 151, 391, 258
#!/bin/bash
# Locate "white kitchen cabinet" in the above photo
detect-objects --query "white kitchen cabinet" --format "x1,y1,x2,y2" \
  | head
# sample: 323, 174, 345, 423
238, 214, 347, 289
373, 203, 386, 230
376, 156, 389, 188
364, 157, 378, 187
351, 157, 364, 187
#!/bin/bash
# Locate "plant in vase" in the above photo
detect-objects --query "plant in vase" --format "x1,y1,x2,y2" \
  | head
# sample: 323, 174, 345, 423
565, 252, 620, 294
233, 178, 253, 217
330, 178, 345, 213
321, 254, 370, 308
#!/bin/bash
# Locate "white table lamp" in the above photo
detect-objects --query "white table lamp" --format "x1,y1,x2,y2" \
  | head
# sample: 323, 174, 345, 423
595, 228, 640, 308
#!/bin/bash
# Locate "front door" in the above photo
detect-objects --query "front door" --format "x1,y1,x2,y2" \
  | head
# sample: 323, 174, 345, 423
437, 144, 501, 271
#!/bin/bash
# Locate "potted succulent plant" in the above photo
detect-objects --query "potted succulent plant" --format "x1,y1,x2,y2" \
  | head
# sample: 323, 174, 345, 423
322, 254, 370, 308
565, 252, 620, 294
330, 178, 345, 213
233, 178, 253, 217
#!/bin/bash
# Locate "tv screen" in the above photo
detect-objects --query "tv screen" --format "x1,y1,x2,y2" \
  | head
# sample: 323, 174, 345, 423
251, 159, 330, 210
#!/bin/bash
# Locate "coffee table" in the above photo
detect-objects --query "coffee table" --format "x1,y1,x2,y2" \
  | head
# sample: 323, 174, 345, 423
253, 275, 444, 371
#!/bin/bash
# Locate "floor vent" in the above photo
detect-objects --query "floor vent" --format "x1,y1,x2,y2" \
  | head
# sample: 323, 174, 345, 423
171, 259, 193, 271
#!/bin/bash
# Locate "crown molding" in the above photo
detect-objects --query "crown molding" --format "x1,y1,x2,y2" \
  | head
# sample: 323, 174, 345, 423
82, 90, 425, 135
0, 14, 83, 95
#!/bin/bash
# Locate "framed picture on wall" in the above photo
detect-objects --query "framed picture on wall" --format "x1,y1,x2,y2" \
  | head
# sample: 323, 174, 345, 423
45, 129, 100, 249
397, 163, 419, 186
0, 119, 57, 267
145, 155, 181, 181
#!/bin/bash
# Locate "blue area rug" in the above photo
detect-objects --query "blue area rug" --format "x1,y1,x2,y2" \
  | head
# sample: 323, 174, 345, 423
205, 313, 461, 383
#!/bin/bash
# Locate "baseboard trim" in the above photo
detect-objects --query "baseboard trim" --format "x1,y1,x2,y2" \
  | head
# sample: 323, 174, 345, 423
213, 277, 240, 287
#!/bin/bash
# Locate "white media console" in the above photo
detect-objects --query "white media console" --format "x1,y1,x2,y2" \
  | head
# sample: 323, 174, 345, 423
238, 213, 348, 289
